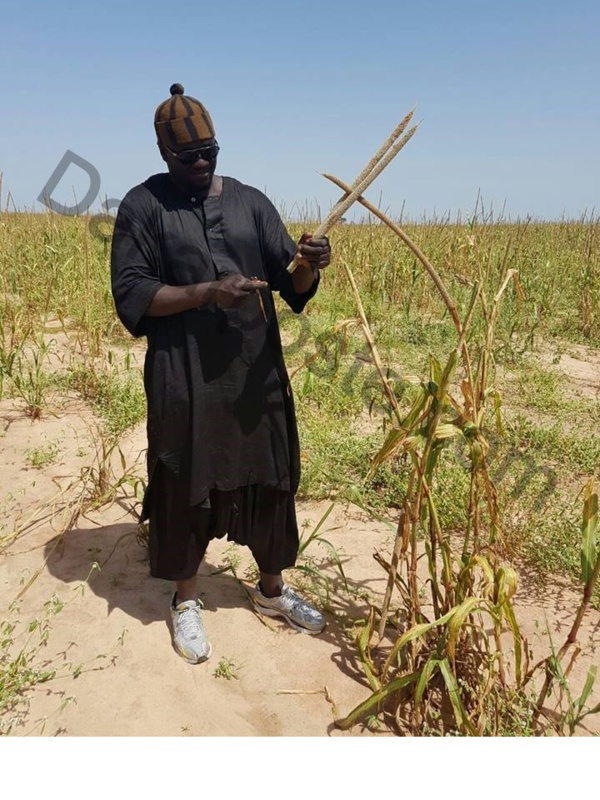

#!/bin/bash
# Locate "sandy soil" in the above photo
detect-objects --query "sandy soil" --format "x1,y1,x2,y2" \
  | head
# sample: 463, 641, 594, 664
537, 342, 600, 401
1, 342, 599, 736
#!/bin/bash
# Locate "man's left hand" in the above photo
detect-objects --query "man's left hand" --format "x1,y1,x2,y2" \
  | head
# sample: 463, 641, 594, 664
295, 232, 331, 270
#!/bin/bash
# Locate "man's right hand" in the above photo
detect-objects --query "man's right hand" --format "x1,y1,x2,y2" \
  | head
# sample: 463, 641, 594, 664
209, 273, 268, 309
146, 274, 269, 318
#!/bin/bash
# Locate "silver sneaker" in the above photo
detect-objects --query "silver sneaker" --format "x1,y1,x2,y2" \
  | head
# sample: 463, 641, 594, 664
251, 583, 325, 634
170, 595, 212, 664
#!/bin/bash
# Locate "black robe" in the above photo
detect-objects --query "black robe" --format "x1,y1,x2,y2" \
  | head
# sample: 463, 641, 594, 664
111, 174, 318, 514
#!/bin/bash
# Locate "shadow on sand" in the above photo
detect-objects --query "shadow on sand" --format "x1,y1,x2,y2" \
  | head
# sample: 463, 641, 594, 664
43, 516, 384, 708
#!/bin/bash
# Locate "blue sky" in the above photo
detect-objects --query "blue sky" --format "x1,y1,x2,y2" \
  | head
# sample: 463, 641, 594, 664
1, 0, 598, 220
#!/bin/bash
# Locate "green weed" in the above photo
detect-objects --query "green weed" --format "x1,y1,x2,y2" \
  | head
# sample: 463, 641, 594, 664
68, 363, 146, 436
213, 657, 240, 681
25, 441, 61, 470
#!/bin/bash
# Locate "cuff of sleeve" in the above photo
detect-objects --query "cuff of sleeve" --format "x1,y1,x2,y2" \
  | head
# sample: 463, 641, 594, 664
280, 268, 320, 313
118, 280, 162, 338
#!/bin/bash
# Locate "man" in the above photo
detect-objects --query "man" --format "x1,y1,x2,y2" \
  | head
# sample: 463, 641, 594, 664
111, 84, 331, 664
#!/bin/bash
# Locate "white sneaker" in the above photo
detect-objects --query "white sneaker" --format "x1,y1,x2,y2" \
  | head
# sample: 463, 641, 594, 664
251, 583, 326, 634
170, 595, 212, 664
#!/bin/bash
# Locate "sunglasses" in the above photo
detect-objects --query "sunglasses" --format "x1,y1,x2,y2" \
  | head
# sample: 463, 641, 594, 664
169, 142, 220, 165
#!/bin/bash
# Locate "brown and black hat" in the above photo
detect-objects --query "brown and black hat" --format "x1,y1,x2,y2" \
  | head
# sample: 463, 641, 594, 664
154, 83, 216, 149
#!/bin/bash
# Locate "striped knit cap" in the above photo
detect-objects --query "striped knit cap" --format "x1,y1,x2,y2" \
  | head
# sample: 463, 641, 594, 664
154, 83, 216, 149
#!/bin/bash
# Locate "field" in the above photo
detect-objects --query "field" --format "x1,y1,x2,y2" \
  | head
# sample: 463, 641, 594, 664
1, 207, 599, 736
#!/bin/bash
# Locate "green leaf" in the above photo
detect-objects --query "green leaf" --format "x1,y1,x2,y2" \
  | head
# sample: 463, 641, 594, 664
429, 355, 443, 386
404, 434, 426, 453
401, 386, 429, 430
367, 427, 407, 478
298, 502, 335, 554
578, 700, 600, 720
501, 599, 523, 685
415, 654, 442, 706
466, 555, 494, 595
382, 606, 460, 680
439, 658, 477, 735
447, 597, 482, 661
495, 566, 518, 603
440, 349, 459, 385
434, 423, 463, 441
581, 480, 598, 584
576, 664, 598, 718
335, 671, 420, 730
312, 535, 349, 591
357, 610, 380, 693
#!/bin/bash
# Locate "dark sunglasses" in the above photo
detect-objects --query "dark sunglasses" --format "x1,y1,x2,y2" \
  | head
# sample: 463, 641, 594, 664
169, 142, 220, 165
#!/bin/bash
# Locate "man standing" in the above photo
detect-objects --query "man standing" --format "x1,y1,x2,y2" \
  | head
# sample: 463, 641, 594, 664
111, 84, 330, 663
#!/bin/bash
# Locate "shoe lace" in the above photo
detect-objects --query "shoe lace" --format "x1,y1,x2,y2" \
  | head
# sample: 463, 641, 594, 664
177, 604, 204, 639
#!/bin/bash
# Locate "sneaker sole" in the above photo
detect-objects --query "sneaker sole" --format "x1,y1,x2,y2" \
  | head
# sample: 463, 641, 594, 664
252, 603, 325, 635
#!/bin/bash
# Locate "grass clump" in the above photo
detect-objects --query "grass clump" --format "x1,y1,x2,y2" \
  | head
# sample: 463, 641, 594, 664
213, 657, 240, 681
68, 363, 146, 436
25, 441, 61, 470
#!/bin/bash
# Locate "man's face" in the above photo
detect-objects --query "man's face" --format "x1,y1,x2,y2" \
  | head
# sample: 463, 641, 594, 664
160, 137, 219, 195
